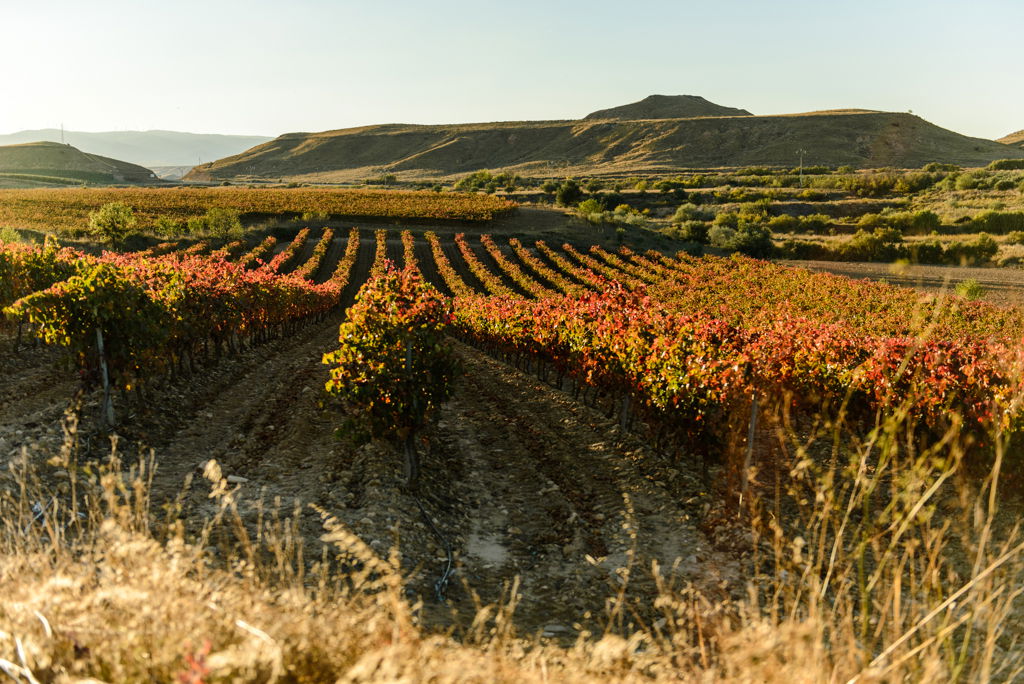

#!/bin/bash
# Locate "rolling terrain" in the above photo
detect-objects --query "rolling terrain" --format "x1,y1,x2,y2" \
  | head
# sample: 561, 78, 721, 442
1000, 129, 1024, 148
185, 96, 1024, 182
0, 129, 272, 168
0, 141, 159, 186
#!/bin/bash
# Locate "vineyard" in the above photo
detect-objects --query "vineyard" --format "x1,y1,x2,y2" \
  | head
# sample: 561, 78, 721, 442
3, 225, 1024, 680
5, 227, 1024, 466
0, 186, 518, 235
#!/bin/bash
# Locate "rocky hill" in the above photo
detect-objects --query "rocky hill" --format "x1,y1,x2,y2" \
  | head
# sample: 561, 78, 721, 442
0, 141, 159, 186
185, 98, 1024, 182
582, 94, 751, 120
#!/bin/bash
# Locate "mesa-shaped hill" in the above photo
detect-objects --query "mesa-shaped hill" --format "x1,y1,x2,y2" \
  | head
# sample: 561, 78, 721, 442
583, 94, 752, 120
185, 99, 1024, 182
998, 130, 1024, 148
0, 141, 158, 186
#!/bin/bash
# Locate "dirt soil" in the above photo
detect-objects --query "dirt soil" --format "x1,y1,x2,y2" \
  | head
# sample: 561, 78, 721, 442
0, 313, 745, 640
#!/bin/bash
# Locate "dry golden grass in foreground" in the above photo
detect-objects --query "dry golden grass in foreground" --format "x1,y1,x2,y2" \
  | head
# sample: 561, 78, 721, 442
2, 396, 1024, 682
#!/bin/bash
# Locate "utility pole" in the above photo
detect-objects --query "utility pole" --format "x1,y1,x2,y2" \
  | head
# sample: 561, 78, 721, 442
796, 148, 807, 187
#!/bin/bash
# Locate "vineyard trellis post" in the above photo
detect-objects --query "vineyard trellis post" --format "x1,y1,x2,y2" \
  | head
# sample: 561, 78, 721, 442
403, 338, 419, 487
740, 394, 758, 503
95, 326, 115, 427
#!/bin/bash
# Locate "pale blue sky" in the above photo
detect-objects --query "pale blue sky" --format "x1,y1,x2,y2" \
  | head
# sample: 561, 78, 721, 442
2, 0, 1021, 139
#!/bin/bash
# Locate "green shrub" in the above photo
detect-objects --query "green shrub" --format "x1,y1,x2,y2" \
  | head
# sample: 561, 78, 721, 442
153, 216, 185, 237
707, 224, 736, 249
712, 211, 739, 229
969, 211, 1024, 233
88, 202, 137, 245
944, 234, 998, 266
674, 220, 709, 243
0, 226, 24, 244
906, 240, 944, 264
955, 279, 985, 300
555, 179, 583, 206
672, 203, 711, 223
1007, 231, 1024, 245
987, 159, 1024, 171
767, 215, 801, 233
204, 207, 244, 238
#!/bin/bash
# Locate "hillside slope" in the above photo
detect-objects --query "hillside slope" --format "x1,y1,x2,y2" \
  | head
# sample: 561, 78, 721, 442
998, 130, 1024, 148
0, 129, 272, 167
186, 110, 1024, 182
583, 94, 751, 120
0, 141, 157, 184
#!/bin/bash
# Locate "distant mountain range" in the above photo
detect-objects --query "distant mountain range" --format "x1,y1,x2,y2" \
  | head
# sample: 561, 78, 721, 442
0, 129, 272, 170
185, 95, 1024, 182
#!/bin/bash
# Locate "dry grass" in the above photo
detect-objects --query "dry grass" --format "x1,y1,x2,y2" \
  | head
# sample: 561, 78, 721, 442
2, 386, 1024, 681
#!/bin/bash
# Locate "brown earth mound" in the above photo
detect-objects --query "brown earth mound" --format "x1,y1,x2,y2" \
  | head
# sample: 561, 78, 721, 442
0, 141, 157, 184
582, 94, 751, 120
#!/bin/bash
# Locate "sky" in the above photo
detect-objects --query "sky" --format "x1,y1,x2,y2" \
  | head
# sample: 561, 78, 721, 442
2, 0, 1021, 140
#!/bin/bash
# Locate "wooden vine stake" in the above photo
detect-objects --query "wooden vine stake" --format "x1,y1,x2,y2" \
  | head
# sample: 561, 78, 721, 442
740, 394, 758, 504
403, 338, 420, 488
96, 327, 115, 427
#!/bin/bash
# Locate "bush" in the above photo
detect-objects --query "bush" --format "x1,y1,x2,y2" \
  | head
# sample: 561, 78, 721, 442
674, 221, 709, 243
577, 198, 603, 216
987, 159, 1024, 171
555, 180, 583, 206
707, 224, 736, 249
955, 174, 981, 190
767, 215, 801, 233
839, 228, 905, 262
89, 202, 137, 244
1006, 231, 1024, 246
153, 216, 185, 237
0, 226, 24, 244
672, 203, 712, 223
955, 279, 985, 300
944, 233, 998, 266
731, 222, 773, 257
969, 211, 1024, 233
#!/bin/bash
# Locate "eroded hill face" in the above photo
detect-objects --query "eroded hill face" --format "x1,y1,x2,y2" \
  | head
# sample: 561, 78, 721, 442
185, 98, 1024, 182
0, 141, 157, 185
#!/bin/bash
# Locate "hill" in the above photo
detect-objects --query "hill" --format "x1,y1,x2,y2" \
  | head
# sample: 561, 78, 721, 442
0, 129, 273, 168
998, 130, 1024, 148
0, 141, 158, 186
583, 94, 751, 120
186, 107, 1024, 183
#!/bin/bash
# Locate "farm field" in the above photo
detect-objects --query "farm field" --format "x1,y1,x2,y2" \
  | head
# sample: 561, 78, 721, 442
4, 212, 1024, 681
0, 186, 517, 237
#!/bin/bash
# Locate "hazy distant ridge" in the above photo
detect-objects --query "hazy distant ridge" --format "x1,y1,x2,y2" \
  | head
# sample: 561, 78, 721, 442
0, 130, 273, 168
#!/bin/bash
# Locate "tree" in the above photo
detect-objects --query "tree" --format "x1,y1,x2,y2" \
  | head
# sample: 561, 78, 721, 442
555, 179, 583, 206
88, 202, 137, 245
